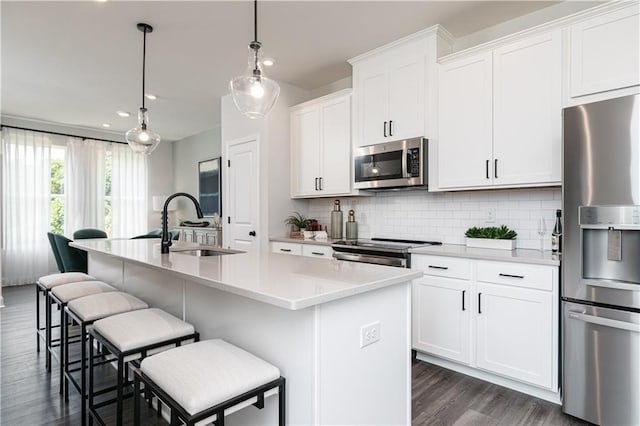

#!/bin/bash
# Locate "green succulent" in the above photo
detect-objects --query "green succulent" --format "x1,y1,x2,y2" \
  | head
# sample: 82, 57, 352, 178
284, 212, 312, 230
465, 225, 517, 240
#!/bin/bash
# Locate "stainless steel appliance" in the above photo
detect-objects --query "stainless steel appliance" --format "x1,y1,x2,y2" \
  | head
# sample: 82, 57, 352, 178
353, 137, 427, 189
332, 238, 441, 268
562, 94, 640, 426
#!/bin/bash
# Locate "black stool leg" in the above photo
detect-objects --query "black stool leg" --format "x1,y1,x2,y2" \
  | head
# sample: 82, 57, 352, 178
279, 378, 286, 426
116, 356, 124, 426
133, 373, 141, 426
36, 285, 41, 352
88, 334, 95, 426
80, 321, 87, 425
63, 309, 69, 400
46, 292, 52, 371
59, 304, 66, 395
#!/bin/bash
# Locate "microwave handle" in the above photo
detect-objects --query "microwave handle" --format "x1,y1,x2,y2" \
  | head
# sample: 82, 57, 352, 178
402, 148, 408, 178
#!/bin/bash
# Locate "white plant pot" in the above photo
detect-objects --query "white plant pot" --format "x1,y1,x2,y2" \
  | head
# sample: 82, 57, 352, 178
466, 238, 516, 250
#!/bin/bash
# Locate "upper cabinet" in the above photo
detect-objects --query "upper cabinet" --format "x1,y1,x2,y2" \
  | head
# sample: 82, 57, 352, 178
569, 3, 640, 101
437, 30, 562, 190
290, 89, 354, 198
350, 27, 453, 148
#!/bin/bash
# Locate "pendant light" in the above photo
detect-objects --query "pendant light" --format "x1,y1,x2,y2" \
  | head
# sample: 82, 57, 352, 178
229, 0, 280, 119
126, 23, 161, 154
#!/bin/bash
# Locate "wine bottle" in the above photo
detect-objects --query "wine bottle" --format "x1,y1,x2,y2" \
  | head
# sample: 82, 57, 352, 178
551, 209, 562, 254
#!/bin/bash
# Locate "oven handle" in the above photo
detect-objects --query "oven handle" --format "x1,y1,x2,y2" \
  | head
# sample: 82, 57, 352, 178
568, 310, 640, 333
332, 252, 406, 268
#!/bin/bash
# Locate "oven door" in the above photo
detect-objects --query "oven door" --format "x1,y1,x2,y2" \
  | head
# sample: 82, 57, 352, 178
333, 252, 407, 268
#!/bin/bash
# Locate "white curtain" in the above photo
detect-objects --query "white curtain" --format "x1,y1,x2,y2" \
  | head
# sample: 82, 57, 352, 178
1, 128, 54, 285
64, 138, 106, 236
110, 143, 147, 238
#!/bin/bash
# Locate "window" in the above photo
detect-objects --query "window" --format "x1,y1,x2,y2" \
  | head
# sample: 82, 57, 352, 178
50, 146, 65, 233
104, 151, 112, 236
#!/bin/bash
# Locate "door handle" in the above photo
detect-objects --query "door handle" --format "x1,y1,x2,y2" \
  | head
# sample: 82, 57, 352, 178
249, 231, 256, 237
462, 290, 466, 311
383, 121, 387, 137
478, 292, 482, 314
389, 120, 393, 137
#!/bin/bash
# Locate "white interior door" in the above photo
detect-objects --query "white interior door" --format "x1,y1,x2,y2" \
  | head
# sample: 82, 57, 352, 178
224, 136, 259, 252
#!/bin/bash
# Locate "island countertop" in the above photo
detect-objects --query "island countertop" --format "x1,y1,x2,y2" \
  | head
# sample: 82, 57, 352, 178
71, 239, 421, 311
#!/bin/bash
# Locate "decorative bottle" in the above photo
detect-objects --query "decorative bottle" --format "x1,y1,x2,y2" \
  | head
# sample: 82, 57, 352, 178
346, 210, 358, 240
552, 209, 562, 254
330, 200, 343, 239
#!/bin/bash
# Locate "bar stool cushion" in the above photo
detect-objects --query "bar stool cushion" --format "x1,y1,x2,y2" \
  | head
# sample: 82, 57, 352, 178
37, 272, 95, 289
67, 292, 149, 322
93, 308, 195, 352
140, 339, 280, 415
51, 281, 114, 303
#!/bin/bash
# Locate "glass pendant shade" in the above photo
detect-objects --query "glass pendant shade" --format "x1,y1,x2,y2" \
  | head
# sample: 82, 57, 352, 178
126, 108, 161, 154
230, 45, 280, 119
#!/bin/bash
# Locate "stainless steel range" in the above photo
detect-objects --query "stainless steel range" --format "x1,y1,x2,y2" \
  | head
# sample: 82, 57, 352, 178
332, 238, 442, 268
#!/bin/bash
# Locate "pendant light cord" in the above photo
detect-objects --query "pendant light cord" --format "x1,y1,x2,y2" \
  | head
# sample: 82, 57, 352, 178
253, 0, 258, 43
142, 27, 147, 110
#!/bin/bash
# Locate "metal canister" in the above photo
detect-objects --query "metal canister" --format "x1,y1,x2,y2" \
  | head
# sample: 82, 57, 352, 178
330, 200, 343, 239
346, 209, 358, 240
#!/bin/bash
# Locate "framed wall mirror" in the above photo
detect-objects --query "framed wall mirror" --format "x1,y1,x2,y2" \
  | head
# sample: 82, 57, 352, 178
198, 157, 221, 217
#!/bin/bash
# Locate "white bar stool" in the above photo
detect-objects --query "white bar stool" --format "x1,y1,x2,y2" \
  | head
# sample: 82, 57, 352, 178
134, 339, 285, 426
64, 291, 148, 425
49, 281, 115, 395
36, 272, 95, 366
88, 308, 198, 426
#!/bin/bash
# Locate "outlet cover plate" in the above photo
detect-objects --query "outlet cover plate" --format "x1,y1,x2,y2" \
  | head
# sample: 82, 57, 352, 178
360, 321, 381, 348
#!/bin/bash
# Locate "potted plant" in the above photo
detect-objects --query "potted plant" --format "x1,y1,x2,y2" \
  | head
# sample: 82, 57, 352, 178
465, 225, 517, 250
285, 212, 312, 234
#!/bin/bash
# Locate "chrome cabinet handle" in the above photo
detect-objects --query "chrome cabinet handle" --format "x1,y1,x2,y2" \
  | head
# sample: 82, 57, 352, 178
428, 265, 449, 270
499, 273, 525, 279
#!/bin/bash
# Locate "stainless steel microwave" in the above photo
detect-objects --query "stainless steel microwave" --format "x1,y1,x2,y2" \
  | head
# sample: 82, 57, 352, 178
353, 137, 427, 189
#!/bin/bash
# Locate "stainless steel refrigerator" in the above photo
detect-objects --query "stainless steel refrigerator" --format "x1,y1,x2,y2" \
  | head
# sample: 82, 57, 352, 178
562, 93, 640, 425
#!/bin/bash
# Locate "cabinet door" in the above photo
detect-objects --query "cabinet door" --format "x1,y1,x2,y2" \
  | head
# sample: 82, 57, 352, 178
412, 276, 471, 365
318, 96, 351, 195
570, 5, 640, 97
388, 53, 424, 141
438, 52, 493, 189
290, 106, 321, 197
357, 61, 389, 146
475, 282, 553, 389
493, 31, 562, 186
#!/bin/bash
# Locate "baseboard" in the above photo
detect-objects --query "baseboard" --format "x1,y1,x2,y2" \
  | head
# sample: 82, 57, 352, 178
415, 352, 561, 405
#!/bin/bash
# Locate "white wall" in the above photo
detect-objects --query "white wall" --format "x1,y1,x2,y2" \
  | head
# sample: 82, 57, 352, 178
171, 127, 221, 223
308, 188, 561, 251
146, 140, 175, 230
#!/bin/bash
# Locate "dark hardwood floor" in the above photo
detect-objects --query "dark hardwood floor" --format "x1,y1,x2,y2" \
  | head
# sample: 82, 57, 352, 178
2, 284, 588, 425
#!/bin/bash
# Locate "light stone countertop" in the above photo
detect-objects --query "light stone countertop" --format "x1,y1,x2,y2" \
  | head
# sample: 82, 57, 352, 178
269, 236, 340, 246
410, 244, 560, 266
71, 239, 421, 311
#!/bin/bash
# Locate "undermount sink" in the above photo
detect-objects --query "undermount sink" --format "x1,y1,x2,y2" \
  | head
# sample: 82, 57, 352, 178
170, 247, 245, 257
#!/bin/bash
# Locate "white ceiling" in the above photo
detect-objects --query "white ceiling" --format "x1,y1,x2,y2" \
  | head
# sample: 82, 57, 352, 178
2, 0, 575, 142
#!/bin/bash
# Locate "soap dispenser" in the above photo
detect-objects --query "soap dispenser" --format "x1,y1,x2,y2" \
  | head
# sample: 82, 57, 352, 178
346, 209, 358, 240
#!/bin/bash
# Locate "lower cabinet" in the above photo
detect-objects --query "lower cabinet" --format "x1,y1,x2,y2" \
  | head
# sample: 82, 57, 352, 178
412, 255, 558, 393
270, 241, 333, 259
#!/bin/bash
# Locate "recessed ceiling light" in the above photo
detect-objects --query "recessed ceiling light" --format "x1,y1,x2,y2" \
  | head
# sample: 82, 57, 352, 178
116, 111, 131, 117
102, 123, 111, 128
145, 93, 157, 100
262, 57, 275, 67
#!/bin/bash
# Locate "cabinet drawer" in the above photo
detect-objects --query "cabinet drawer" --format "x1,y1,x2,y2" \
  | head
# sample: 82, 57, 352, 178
271, 242, 302, 256
476, 261, 554, 291
302, 244, 333, 259
411, 255, 472, 280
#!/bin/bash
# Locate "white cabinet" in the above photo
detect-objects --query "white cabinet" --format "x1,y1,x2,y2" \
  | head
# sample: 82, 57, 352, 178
437, 30, 562, 190
569, 4, 640, 99
355, 51, 425, 146
290, 90, 353, 198
412, 254, 558, 393
270, 241, 333, 259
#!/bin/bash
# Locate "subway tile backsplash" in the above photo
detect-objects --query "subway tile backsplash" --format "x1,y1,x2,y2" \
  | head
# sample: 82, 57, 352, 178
307, 188, 561, 250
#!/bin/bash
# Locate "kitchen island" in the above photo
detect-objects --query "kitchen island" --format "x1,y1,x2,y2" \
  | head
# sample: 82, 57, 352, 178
71, 239, 420, 425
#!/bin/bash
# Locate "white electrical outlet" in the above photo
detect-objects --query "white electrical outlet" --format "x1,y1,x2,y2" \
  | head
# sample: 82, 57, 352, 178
360, 321, 381, 348
485, 208, 496, 223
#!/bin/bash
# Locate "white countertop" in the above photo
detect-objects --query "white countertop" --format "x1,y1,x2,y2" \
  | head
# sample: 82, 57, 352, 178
410, 244, 560, 266
71, 239, 421, 311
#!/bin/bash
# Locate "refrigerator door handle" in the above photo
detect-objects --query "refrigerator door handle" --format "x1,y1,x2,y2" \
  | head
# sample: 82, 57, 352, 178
581, 278, 640, 292
568, 310, 640, 333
